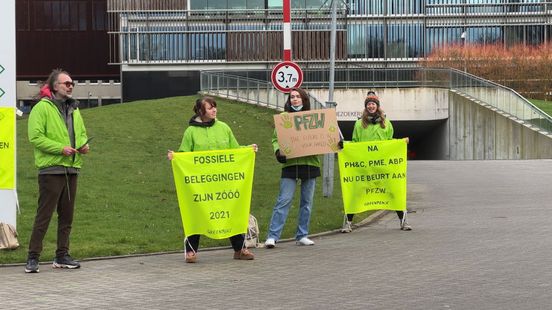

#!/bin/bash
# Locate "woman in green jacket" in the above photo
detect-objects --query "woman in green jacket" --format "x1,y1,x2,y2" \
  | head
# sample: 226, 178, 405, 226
168, 96, 256, 263
264, 88, 321, 248
341, 91, 412, 233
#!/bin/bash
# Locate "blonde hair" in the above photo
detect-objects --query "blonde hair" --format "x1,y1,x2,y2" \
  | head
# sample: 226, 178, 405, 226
361, 106, 386, 128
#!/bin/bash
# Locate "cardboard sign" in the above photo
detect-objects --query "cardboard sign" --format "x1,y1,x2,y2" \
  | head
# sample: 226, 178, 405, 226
273, 109, 340, 159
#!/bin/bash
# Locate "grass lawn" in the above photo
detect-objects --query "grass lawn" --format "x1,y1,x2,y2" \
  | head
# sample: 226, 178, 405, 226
529, 99, 552, 117
1, 96, 356, 264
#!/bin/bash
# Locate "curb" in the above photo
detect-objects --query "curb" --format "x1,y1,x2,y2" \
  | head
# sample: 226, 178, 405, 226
1, 210, 389, 267
265, 209, 388, 245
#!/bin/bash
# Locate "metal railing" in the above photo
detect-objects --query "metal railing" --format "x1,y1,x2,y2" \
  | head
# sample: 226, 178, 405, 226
449, 69, 552, 133
107, 2, 552, 66
200, 67, 552, 134
199, 72, 326, 110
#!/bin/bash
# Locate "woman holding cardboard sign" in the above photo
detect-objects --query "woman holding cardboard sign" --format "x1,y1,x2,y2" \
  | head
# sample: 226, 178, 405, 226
340, 91, 412, 233
265, 88, 321, 248
167, 96, 257, 263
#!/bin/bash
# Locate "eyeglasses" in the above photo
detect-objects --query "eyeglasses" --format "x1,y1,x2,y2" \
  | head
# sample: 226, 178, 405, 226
58, 81, 75, 88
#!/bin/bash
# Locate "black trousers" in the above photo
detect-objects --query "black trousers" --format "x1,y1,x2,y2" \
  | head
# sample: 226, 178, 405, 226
347, 211, 405, 222
185, 234, 245, 252
28, 174, 78, 259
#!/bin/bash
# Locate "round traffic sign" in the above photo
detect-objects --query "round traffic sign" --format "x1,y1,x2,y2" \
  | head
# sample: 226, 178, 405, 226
271, 61, 303, 93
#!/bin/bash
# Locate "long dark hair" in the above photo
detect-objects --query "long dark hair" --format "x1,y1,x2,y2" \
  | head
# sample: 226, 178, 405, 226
284, 88, 310, 112
45, 69, 70, 95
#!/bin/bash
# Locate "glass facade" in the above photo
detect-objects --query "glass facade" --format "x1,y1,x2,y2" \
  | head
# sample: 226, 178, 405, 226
109, 0, 552, 64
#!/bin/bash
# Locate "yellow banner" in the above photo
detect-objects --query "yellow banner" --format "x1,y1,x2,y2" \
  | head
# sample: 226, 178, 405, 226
338, 139, 407, 214
0, 107, 15, 189
171, 148, 255, 239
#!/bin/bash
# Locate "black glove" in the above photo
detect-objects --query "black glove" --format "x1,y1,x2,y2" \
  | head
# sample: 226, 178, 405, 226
275, 150, 287, 163
338, 140, 344, 149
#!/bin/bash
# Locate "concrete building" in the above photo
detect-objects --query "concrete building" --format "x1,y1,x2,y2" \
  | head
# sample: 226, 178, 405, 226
105, 0, 552, 101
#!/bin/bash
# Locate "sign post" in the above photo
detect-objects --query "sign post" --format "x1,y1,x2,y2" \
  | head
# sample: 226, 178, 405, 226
0, 0, 18, 227
271, 0, 303, 94
271, 61, 303, 93
323, 0, 340, 197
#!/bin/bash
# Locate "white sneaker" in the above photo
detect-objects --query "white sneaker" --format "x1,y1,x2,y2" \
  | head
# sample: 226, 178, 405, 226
265, 238, 276, 248
296, 237, 315, 246
341, 221, 353, 233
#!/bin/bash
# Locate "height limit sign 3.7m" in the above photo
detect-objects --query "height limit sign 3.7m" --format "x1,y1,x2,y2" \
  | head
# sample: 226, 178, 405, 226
271, 61, 303, 93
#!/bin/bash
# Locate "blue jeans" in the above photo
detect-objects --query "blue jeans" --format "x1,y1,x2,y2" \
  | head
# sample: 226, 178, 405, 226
267, 178, 316, 241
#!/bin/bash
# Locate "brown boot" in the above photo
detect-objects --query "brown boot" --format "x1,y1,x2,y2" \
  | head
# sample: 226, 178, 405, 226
185, 251, 197, 263
233, 248, 255, 260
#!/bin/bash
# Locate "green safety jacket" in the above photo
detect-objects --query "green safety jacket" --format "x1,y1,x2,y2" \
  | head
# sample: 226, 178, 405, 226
28, 98, 88, 169
178, 117, 240, 152
272, 129, 321, 169
352, 118, 394, 142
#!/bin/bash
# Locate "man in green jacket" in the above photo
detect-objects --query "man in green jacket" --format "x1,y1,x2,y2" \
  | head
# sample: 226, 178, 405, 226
25, 69, 89, 273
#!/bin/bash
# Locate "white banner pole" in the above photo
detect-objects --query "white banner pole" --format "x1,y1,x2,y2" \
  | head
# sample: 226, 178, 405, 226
0, 0, 18, 228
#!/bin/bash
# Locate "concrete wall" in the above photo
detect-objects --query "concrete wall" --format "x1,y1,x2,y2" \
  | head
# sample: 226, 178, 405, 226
17, 81, 121, 100
309, 88, 449, 121
17, 80, 121, 109
449, 92, 552, 159
215, 87, 450, 121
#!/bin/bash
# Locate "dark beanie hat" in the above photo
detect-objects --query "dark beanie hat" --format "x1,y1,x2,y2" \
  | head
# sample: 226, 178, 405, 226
365, 91, 380, 108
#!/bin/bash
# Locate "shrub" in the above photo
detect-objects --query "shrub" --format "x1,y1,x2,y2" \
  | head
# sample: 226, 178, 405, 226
422, 43, 552, 100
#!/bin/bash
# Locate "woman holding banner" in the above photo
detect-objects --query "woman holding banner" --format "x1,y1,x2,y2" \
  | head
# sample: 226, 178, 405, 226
167, 96, 256, 263
340, 91, 412, 233
265, 88, 321, 248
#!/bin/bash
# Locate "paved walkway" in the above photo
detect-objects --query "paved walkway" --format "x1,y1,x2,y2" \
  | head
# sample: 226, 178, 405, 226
1, 160, 551, 309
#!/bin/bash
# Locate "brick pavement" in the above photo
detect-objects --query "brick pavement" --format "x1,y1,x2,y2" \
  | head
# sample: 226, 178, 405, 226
1, 160, 551, 309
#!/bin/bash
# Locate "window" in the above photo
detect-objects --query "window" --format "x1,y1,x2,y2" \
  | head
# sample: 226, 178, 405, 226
426, 27, 463, 54
33, 0, 87, 31
190, 0, 228, 10
93, 0, 107, 31
347, 23, 385, 59
189, 33, 226, 60
16, 0, 30, 31
228, 0, 246, 10
246, 0, 264, 9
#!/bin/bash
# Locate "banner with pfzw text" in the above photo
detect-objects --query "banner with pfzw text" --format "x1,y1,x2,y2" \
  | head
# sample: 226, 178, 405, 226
171, 148, 255, 239
338, 139, 407, 214
273, 109, 340, 159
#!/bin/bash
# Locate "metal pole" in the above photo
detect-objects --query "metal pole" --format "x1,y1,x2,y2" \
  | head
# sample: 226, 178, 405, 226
283, 0, 292, 61
323, 0, 339, 198
461, 31, 467, 72
328, 0, 337, 104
